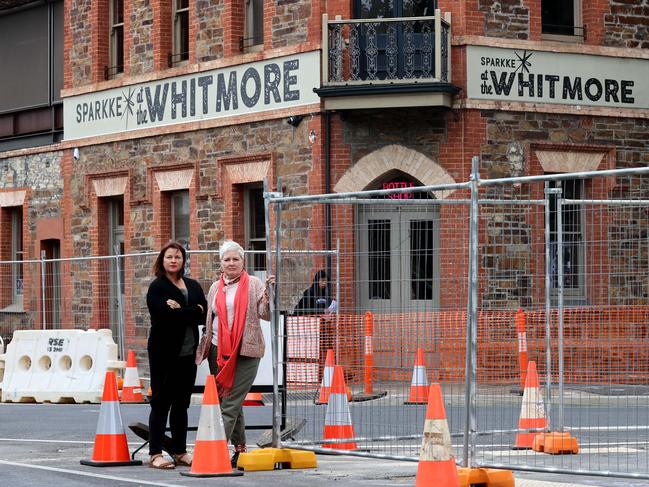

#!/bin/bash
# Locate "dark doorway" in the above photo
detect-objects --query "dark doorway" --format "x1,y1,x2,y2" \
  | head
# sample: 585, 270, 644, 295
41, 239, 61, 329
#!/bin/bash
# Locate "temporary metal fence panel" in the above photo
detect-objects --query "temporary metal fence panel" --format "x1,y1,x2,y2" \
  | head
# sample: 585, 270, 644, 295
474, 168, 649, 481
265, 166, 649, 481
265, 182, 472, 460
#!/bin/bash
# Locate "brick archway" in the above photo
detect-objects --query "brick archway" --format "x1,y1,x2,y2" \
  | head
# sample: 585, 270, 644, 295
333, 145, 455, 197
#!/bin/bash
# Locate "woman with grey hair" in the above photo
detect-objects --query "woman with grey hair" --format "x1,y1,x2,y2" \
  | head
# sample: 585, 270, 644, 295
196, 240, 274, 468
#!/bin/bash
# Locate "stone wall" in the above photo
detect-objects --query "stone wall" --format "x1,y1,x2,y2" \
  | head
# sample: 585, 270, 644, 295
604, 0, 649, 49
128, 0, 155, 76
478, 0, 529, 39
272, 0, 311, 48
195, 0, 225, 62
0, 151, 63, 342
66, 119, 314, 338
68, 0, 94, 87
479, 111, 649, 308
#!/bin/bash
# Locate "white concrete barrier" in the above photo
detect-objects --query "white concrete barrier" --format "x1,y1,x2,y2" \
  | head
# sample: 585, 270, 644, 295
0, 329, 125, 403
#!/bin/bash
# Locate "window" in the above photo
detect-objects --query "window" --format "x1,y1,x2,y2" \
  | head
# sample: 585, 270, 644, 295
368, 219, 391, 300
242, 0, 264, 52
11, 207, 24, 307
541, 0, 583, 42
108, 0, 124, 78
171, 0, 189, 66
244, 186, 266, 272
0, 1, 64, 150
549, 179, 585, 301
170, 190, 190, 249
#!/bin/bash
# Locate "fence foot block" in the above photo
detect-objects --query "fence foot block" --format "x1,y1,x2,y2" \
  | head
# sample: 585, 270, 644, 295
457, 467, 515, 487
351, 390, 388, 402
533, 432, 579, 454
237, 448, 317, 471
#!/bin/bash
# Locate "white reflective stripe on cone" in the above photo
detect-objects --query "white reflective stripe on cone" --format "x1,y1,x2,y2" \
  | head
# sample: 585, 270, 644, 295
411, 366, 428, 386
520, 387, 545, 418
95, 401, 125, 435
322, 366, 333, 387
196, 405, 226, 441
324, 394, 352, 426
123, 367, 139, 387
364, 336, 372, 355
420, 419, 453, 462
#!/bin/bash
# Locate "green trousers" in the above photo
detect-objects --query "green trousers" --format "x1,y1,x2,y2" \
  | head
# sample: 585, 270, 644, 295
218, 354, 261, 446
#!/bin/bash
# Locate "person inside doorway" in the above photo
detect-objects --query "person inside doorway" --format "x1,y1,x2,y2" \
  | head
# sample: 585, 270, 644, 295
294, 270, 336, 316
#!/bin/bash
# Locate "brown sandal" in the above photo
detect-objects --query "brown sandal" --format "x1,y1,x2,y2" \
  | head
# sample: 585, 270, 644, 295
149, 454, 175, 469
173, 452, 192, 467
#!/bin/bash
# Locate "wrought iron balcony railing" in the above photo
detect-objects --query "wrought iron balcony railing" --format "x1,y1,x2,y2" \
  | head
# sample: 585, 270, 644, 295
322, 11, 451, 86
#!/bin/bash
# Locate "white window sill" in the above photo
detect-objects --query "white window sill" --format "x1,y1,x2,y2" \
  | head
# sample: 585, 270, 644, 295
0, 303, 25, 313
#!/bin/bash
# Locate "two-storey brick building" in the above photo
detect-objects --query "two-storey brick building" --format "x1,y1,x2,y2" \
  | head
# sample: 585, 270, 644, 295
1, 1, 648, 370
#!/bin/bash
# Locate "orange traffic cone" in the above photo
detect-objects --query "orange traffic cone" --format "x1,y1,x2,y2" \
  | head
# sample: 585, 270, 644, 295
316, 349, 335, 404
405, 348, 429, 404
121, 350, 144, 403
180, 374, 243, 477
80, 371, 142, 467
513, 361, 547, 449
242, 392, 264, 406
322, 365, 357, 450
416, 383, 459, 487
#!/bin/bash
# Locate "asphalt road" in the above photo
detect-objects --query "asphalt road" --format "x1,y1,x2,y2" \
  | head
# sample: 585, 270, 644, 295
1, 401, 649, 486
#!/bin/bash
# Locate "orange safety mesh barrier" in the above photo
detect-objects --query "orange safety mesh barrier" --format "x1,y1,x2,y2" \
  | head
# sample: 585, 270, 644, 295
285, 306, 649, 387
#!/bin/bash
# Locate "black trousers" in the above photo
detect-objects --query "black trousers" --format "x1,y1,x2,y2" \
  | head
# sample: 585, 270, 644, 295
148, 354, 196, 456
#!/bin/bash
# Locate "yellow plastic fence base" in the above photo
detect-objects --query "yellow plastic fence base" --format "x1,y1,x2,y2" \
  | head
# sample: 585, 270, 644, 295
533, 432, 579, 455
457, 467, 515, 487
237, 448, 317, 471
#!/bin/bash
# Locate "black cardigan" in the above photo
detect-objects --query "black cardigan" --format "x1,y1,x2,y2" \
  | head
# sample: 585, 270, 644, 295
146, 275, 207, 359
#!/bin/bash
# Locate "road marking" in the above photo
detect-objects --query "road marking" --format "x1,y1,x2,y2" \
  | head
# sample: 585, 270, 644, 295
0, 459, 184, 487
567, 425, 649, 431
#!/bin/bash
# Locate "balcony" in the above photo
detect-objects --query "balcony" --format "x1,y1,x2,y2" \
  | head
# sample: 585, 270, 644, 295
316, 11, 459, 111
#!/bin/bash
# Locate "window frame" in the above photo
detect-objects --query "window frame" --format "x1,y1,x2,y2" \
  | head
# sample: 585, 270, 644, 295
172, 0, 190, 66
243, 0, 264, 53
108, 0, 124, 77
243, 184, 266, 272
11, 206, 24, 308
170, 189, 190, 249
541, 0, 583, 43
549, 178, 586, 303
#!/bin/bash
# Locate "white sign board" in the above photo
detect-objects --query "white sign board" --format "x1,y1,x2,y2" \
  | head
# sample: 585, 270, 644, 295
195, 315, 284, 388
467, 46, 649, 109
64, 51, 321, 140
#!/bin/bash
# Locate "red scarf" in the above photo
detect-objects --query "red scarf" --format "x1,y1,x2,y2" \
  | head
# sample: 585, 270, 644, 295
214, 271, 249, 396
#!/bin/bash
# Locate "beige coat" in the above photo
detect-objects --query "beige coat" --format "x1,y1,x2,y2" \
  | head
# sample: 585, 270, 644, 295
199, 274, 270, 359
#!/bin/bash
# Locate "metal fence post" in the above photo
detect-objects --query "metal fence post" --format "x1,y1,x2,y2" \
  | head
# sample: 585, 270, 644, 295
544, 182, 557, 426
557, 196, 565, 431
463, 155, 479, 468
40, 250, 47, 330
114, 254, 125, 361
264, 177, 284, 450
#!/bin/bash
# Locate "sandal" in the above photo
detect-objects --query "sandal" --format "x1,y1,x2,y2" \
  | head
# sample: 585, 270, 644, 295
149, 454, 175, 469
173, 452, 192, 467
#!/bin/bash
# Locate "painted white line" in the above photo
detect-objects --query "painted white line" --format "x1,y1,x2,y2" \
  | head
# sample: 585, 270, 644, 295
485, 446, 639, 456
0, 459, 184, 487
0, 438, 93, 444
566, 425, 649, 431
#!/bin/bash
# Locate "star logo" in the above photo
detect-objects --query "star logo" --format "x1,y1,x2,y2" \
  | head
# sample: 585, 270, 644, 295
122, 87, 136, 128
514, 50, 533, 74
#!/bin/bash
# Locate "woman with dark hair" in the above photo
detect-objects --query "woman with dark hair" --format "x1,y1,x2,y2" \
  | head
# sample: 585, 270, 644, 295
146, 241, 206, 470
294, 270, 335, 315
